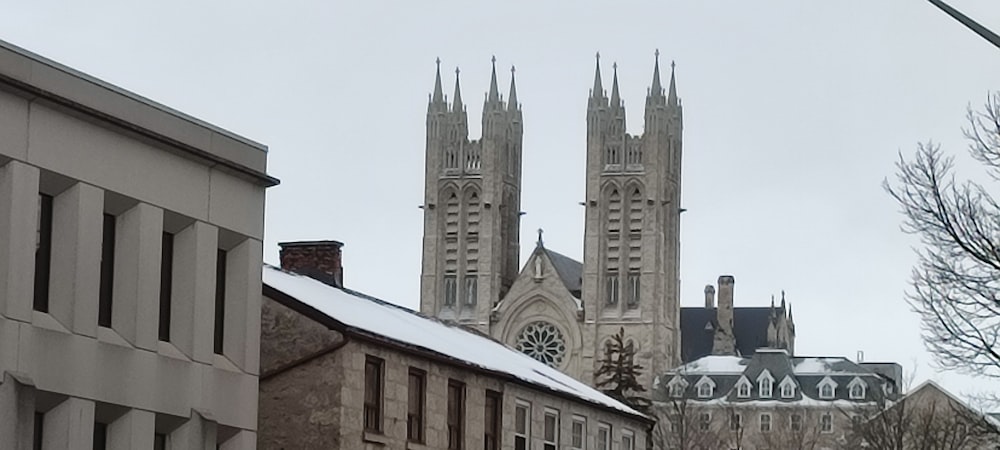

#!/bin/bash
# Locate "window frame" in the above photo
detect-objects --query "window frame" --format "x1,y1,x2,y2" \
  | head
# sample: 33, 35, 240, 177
33, 194, 53, 313
779, 378, 795, 398
759, 378, 773, 398
699, 412, 711, 431
514, 400, 531, 450
363, 356, 384, 433
484, 390, 502, 450
791, 413, 803, 431
570, 415, 587, 450
736, 379, 751, 398
444, 274, 458, 307
729, 413, 742, 431
463, 274, 477, 306
605, 272, 619, 306
542, 407, 560, 450
626, 271, 640, 309
407, 368, 426, 443
447, 379, 465, 450
213, 248, 227, 355
597, 423, 612, 450
760, 413, 772, 432
98, 213, 116, 328
820, 413, 833, 433
158, 231, 174, 342
848, 379, 866, 400
622, 429, 635, 450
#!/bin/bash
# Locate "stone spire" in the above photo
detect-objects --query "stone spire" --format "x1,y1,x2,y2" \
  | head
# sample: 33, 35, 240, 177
508, 65, 518, 112
667, 60, 679, 107
452, 67, 463, 112
487, 55, 500, 105
592, 52, 603, 98
431, 57, 444, 104
610, 62, 621, 109
650, 49, 664, 98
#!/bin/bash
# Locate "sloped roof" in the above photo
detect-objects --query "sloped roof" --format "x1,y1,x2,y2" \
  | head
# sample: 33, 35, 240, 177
543, 248, 583, 298
679, 306, 783, 362
262, 265, 648, 421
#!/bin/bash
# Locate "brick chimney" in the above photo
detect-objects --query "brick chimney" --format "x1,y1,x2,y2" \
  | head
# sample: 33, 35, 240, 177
704, 284, 716, 308
712, 275, 736, 355
278, 240, 344, 288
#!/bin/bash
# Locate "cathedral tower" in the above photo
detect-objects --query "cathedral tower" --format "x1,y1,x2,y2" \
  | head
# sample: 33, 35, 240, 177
420, 58, 523, 332
581, 52, 684, 388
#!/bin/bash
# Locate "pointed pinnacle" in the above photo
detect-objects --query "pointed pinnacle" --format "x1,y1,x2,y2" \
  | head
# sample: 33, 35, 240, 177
668, 60, 679, 106
452, 67, 463, 112
487, 55, 500, 104
592, 51, 603, 98
431, 57, 444, 103
610, 62, 621, 108
650, 49, 663, 97
508, 65, 518, 112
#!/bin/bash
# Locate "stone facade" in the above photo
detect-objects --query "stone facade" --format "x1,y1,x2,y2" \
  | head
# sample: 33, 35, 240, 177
0, 39, 275, 449
260, 243, 652, 449
419, 54, 683, 394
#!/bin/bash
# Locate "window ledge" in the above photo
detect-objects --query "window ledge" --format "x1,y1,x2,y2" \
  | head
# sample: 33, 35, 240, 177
96, 326, 131, 348
31, 311, 69, 334
362, 430, 389, 445
157, 341, 191, 362
212, 353, 241, 373
406, 442, 431, 450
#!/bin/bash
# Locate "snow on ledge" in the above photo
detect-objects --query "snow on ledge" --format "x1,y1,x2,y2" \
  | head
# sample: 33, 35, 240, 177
262, 265, 645, 419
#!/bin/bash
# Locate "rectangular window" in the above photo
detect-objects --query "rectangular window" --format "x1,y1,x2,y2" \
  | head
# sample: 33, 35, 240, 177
364, 356, 384, 432
571, 415, 586, 450
93, 421, 108, 450
760, 413, 772, 432
514, 401, 530, 450
98, 213, 116, 328
543, 408, 559, 450
597, 423, 611, 450
33, 194, 53, 312
154, 433, 167, 450
464, 274, 477, 306
760, 379, 772, 398
626, 271, 640, 308
820, 413, 833, 433
444, 275, 457, 306
791, 413, 802, 431
605, 273, 619, 305
699, 412, 711, 431
484, 390, 502, 450
622, 429, 635, 450
407, 368, 425, 443
33, 412, 43, 450
159, 232, 174, 342
214, 248, 227, 355
730, 413, 742, 431
447, 380, 465, 449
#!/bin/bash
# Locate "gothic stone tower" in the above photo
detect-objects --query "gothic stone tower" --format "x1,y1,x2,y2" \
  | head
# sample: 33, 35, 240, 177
420, 58, 522, 332
581, 52, 683, 389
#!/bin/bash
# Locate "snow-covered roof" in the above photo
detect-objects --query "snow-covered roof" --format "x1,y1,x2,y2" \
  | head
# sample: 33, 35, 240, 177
673, 355, 748, 374
262, 265, 647, 420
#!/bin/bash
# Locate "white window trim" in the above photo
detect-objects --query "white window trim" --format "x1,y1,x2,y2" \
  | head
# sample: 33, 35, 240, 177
779, 375, 796, 398
514, 400, 531, 446
543, 407, 560, 448
597, 423, 612, 450
818, 376, 838, 400
820, 412, 834, 433
760, 413, 772, 432
698, 412, 712, 431
667, 376, 689, 398
695, 376, 716, 398
757, 370, 774, 398
570, 415, 587, 450
735, 376, 752, 398
847, 377, 866, 400
622, 428, 635, 450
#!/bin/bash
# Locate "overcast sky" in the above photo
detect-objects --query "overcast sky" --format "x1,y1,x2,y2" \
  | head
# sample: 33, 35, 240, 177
3, 0, 998, 399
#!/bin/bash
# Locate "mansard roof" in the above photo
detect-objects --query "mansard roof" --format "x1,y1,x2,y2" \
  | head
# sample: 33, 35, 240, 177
262, 265, 649, 422
680, 306, 785, 362
655, 350, 898, 405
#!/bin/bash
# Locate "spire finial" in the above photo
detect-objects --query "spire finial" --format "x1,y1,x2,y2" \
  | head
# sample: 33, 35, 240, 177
452, 66, 463, 112
592, 51, 604, 99
508, 64, 518, 112
668, 59, 678, 106
487, 55, 500, 104
650, 49, 663, 98
610, 61, 621, 108
655, 48, 660, 60
537, 228, 544, 246
431, 57, 444, 104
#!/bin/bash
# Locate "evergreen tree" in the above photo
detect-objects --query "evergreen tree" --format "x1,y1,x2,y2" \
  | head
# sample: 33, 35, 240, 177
594, 327, 651, 412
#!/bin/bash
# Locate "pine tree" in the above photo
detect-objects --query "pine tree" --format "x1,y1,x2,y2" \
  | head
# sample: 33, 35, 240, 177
594, 327, 651, 412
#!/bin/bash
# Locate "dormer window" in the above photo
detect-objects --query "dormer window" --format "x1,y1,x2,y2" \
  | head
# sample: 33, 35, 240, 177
779, 376, 796, 399
757, 370, 774, 399
735, 377, 751, 398
667, 377, 689, 398
848, 378, 866, 400
817, 377, 838, 400
695, 376, 716, 398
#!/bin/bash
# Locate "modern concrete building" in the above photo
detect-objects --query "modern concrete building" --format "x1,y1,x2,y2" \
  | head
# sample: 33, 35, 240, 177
0, 39, 277, 449
260, 241, 653, 449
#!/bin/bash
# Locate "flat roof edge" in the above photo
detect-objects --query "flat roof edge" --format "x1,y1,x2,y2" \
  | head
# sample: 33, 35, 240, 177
0, 39, 279, 187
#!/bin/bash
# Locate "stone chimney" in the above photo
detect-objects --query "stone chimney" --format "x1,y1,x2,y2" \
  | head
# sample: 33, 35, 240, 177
704, 284, 716, 308
278, 240, 344, 288
712, 275, 736, 355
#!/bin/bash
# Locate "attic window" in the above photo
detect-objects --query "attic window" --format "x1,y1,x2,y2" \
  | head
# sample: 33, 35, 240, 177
848, 379, 866, 400
695, 377, 715, 398
736, 380, 751, 398
820, 384, 834, 399
780, 382, 795, 398
668, 378, 688, 398
759, 379, 773, 398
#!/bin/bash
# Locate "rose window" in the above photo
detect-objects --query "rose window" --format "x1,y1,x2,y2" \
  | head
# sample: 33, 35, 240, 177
515, 321, 566, 367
